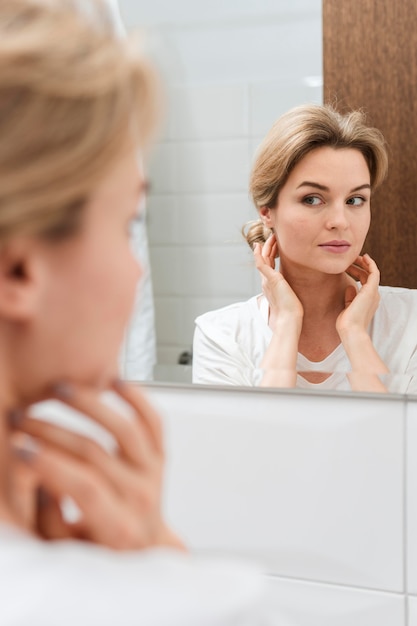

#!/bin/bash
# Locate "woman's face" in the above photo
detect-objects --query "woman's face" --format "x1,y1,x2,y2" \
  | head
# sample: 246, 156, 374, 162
22, 147, 145, 392
262, 146, 371, 276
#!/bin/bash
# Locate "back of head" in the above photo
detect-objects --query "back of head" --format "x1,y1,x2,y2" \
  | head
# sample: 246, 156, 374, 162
0, 0, 158, 242
244, 104, 388, 250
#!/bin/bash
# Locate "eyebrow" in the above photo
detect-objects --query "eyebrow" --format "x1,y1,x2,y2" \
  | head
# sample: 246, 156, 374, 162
296, 181, 371, 193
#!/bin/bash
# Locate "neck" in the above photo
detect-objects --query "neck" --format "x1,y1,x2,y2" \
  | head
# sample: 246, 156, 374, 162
0, 347, 23, 524
279, 258, 349, 320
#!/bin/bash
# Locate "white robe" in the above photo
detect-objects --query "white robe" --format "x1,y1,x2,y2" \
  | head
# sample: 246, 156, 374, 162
193, 286, 417, 393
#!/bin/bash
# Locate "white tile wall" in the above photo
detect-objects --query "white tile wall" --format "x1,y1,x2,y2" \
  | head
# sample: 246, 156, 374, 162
407, 399, 417, 593
146, 195, 178, 246
174, 140, 250, 194
264, 577, 405, 626
119, 0, 323, 365
175, 194, 253, 245
150, 245, 256, 298
409, 595, 417, 625
249, 79, 323, 136
156, 345, 191, 365
148, 19, 322, 85
120, 0, 323, 26
146, 143, 176, 194
168, 85, 248, 140
148, 385, 404, 592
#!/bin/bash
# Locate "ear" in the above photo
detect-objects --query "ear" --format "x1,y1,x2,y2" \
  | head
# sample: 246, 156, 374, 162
259, 205, 274, 228
0, 238, 46, 322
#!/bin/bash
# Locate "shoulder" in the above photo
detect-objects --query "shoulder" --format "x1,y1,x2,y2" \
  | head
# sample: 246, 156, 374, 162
195, 296, 260, 335
0, 528, 264, 626
373, 285, 417, 348
378, 285, 417, 312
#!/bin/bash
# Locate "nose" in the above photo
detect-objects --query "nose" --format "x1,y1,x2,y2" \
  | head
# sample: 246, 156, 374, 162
325, 202, 349, 231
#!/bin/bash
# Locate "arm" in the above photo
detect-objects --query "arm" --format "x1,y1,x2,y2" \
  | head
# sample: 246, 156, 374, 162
253, 237, 303, 388
338, 254, 388, 392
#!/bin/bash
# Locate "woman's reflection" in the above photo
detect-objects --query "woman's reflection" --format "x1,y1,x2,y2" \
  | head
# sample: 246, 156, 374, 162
193, 104, 417, 392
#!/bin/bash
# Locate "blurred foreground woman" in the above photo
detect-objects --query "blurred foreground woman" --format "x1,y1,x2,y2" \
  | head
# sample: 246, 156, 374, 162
0, 1, 264, 624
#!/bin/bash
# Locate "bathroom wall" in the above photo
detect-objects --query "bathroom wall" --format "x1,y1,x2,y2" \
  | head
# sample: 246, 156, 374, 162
118, 0, 323, 366
147, 383, 416, 624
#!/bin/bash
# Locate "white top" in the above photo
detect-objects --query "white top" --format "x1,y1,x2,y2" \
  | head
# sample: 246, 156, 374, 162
0, 524, 268, 626
193, 286, 417, 393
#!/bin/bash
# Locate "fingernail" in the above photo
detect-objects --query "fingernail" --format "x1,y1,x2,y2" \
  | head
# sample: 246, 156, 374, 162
12, 435, 39, 463
52, 381, 74, 400
7, 408, 24, 429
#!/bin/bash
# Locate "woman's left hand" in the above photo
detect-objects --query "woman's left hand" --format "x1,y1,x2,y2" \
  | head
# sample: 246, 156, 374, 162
336, 254, 380, 338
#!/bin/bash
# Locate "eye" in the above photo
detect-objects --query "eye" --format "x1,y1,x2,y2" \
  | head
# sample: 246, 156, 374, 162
346, 196, 366, 206
303, 195, 323, 206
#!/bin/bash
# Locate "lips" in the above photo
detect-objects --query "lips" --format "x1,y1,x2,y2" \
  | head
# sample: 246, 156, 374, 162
319, 240, 351, 253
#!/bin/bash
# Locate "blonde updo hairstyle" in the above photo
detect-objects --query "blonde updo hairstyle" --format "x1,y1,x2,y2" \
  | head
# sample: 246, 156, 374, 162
0, 0, 159, 243
244, 104, 388, 252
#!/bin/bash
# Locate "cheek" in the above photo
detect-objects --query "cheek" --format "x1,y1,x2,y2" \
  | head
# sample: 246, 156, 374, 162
107, 253, 141, 321
275, 214, 311, 251
353, 212, 371, 246
78, 245, 140, 329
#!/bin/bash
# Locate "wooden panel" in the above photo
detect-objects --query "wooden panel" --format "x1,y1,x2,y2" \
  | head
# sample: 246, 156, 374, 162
323, 0, 417, 287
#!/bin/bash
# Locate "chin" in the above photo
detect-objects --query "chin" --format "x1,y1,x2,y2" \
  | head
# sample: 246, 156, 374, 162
67, 361, 119, 391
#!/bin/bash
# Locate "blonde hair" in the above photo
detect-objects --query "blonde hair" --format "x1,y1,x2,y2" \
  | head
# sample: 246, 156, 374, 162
0, 0, 159, 242
244, 104, 388, 250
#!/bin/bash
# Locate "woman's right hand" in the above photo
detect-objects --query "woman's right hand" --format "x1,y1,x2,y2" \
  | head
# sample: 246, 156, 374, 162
253, 234, 303, 328
9, 380, 185, 552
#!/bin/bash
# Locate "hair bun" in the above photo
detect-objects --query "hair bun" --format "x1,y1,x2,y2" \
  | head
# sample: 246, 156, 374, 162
242, 219, 273, 251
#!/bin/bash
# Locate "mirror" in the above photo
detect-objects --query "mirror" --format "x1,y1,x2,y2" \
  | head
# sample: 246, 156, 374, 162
119, 0, 325, 385
119, 1, 417, 396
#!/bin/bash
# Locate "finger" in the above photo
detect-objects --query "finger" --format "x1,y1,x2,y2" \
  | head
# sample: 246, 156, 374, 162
111, 381, 164, 457
344, 284, 357, 308
253, 243, 277, 277
31, 446, 155, 549
51, 384, 156, 468
261, 232, 275, 259
13, 437, 127, 543
259, 237, 276, 270
16, 417, 159, 500
269, 241, 278, 264
362, 253, 379, 271
256, 259, 281, 281
36, 487, 74, 540
360, 254, 380, 287
346, 264, 369, 285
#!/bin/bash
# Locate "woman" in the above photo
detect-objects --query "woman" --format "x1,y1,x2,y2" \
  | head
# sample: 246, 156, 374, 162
0, 1, 264, 624
193, 104, 417, 393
